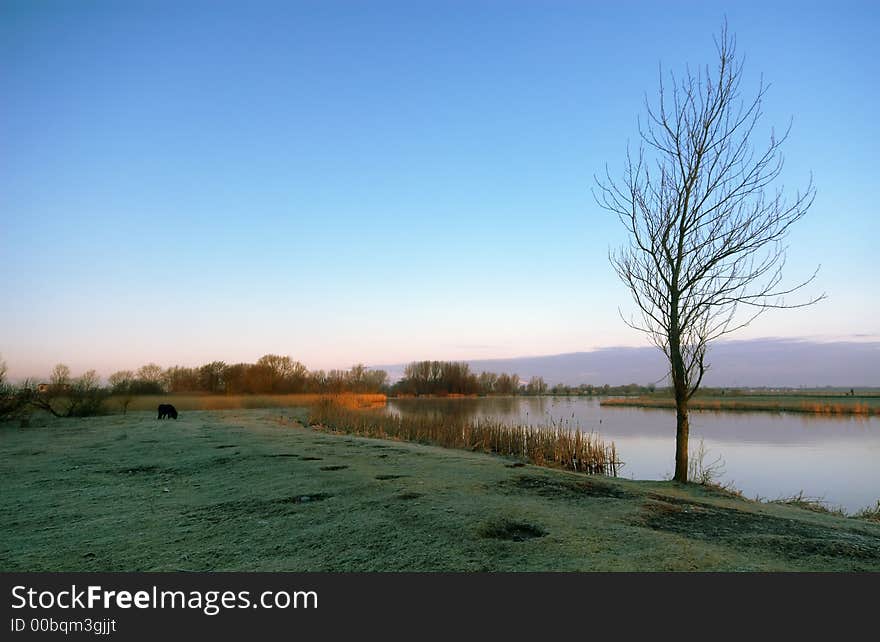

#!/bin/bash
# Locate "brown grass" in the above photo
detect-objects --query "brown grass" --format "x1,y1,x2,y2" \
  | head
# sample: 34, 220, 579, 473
854, 501, 880, 523
307, 399, 620, 476
769, 491, 847, 517
600, 396, 880, 416
118, 393, 386, 412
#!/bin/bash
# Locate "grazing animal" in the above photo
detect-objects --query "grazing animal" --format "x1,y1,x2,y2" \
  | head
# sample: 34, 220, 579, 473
157, 403, 178, 420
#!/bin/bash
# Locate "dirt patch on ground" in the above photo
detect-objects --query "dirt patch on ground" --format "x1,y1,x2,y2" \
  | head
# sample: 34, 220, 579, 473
503, 474, 636, 500
110, 455, 256, 478
279, 493, 333, 504
637, 498, 880, 561
116, 465, 165, 475
170, 455, 238, 474
478, 518, 546, 542
184, 493, 333, 524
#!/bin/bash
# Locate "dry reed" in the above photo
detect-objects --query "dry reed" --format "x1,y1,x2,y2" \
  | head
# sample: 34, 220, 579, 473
307, 399, 620, 476
600, 396, 880, 416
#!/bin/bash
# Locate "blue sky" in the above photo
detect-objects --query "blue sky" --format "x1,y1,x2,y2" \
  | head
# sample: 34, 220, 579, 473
2, 0, 878, 378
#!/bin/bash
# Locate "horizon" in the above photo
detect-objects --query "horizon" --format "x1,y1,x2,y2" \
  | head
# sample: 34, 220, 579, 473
3, 1, 878, 380
5, 336, 880, 388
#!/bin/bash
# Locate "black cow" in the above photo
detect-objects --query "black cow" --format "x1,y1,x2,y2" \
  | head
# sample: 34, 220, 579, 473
157, 403, 178, 420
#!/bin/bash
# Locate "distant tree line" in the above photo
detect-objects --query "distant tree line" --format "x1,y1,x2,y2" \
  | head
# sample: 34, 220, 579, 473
547, 382, 657, 396
390, 361, 528, 396
0, 351, 661, 421
103, 357, 657, 399
390, 360, 657, 397
0, 354, 390, 420
105, 356, 389, 396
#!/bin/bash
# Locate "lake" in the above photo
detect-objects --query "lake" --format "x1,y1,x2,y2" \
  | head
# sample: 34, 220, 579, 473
385, 396, 880, 512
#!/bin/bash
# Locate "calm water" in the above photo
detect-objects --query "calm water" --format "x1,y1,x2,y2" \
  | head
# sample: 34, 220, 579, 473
385, 397, 880, 512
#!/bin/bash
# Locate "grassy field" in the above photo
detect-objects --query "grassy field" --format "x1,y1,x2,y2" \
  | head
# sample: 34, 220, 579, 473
2, 408, 880, 571
601, 393, 880, 416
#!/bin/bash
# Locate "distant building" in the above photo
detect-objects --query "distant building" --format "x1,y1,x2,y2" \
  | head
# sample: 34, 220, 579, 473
36, 383, 71, 393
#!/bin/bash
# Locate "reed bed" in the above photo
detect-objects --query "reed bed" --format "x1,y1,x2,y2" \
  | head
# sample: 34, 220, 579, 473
600, 396, 880, 416
769, 491, 847, 517
308, 399, 620, 476
854, 501, 880, 523
118, 393, 386, 412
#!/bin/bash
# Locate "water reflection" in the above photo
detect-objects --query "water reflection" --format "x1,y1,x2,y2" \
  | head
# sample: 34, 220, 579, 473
386, 397, 880, 512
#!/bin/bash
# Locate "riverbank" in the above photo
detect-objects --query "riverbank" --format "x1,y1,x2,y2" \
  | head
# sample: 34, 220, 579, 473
601, 394, 880, 416
2, 409, 879, 571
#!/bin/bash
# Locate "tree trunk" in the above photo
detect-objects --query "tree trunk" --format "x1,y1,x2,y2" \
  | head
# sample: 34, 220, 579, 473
673, 393, 689, 482
669, 306, 690, 482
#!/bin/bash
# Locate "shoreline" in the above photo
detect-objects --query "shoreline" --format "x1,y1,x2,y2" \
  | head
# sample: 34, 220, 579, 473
600, 395, 880, 416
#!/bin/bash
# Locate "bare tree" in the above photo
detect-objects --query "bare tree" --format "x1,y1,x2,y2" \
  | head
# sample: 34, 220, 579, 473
136, 363, 164, 386
595, 22, 823, 482
108, 370, 134, 391
0, 355, 29, 421
526, 376, 548, 395
32, 368, 107, 417
108, 369, 135, 414
50, 363, 71, 389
